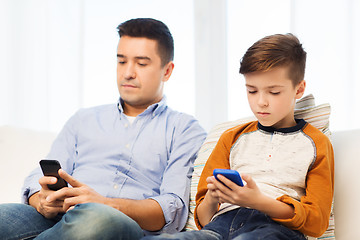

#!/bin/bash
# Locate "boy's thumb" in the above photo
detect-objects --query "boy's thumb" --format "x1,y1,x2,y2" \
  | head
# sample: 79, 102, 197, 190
240, 173, 252, 187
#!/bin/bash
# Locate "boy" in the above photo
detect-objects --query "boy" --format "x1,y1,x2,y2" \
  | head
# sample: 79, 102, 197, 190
144, 34, 334, 239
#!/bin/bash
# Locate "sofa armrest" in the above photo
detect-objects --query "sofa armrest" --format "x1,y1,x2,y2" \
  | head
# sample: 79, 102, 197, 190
332, 129, 360, 239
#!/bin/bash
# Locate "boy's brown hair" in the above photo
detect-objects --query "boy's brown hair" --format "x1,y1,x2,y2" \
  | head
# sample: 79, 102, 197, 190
239, 33, 306, 86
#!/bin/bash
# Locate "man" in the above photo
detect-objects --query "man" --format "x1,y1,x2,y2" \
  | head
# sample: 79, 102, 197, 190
0, 18, 206, 239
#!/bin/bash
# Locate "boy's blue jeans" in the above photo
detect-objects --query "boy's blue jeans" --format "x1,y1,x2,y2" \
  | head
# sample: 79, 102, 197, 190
143, 207, 306, 240
0, 202, 144, 240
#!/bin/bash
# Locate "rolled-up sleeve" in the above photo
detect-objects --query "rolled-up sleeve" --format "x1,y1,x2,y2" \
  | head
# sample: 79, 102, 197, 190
149, 114, 206, 234
149, 193, 186, 233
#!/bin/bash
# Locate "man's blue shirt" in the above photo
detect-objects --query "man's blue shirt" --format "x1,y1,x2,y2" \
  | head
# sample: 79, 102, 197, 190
22, 97, 206, 234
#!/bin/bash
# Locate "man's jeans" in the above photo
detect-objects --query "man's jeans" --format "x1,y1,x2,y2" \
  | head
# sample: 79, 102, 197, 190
143, 207, 306, 240
0, 202, 144, 240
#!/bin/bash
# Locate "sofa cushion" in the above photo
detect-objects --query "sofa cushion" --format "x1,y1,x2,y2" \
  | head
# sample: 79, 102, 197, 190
185, 94, 334, 240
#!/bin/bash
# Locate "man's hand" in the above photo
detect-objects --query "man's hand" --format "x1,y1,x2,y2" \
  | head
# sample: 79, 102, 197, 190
33, 169, 166, 231
50, 170, 166, 231
29, 176, 66, 219
46, 169, 107, 212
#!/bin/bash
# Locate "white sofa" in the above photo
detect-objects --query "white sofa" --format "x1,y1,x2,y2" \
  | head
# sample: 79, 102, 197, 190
1, 125, 359, 240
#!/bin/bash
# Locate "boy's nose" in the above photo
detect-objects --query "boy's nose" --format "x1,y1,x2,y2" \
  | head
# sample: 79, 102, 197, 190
258, 94, 269, 107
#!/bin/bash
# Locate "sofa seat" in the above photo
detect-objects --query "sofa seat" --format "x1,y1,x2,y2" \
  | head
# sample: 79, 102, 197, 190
0, 125, 359, 239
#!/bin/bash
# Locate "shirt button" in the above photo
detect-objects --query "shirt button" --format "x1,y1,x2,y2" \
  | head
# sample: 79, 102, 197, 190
113, 184, 118, 189
124, 123, 128, 128
125, 144, 130, 149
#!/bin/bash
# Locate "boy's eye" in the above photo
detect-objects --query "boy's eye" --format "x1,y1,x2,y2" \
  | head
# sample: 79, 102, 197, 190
270, 92, 280, 95
138, 63, 147, 67
248, 90, 257, 94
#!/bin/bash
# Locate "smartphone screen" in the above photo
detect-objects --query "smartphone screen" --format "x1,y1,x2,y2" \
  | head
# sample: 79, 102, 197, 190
39, 159, 68, 191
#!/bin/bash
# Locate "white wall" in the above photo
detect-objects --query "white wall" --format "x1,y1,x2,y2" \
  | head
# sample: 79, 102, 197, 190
290, 0, 360, 131
0, 0, 84, 131
1, 0, 359, 133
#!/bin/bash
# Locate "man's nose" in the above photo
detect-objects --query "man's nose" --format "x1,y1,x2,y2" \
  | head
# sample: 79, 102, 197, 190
124, 63, 136, 80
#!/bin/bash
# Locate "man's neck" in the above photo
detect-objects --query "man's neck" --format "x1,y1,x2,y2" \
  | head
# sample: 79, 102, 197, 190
123, 105, 147, 117
120, 96, 163, 117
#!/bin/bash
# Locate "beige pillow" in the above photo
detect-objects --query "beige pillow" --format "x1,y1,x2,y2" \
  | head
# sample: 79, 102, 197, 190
185, 94, 335, 240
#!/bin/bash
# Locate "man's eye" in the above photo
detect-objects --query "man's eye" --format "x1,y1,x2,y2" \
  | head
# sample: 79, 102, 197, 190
248, 90, 257, 94
118, 61, 126, 64
270, 92, 280, 95
138, 63, 147, 67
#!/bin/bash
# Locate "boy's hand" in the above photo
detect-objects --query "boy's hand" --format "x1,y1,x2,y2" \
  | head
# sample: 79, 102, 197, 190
207, 173, 295, 219
207, 173, 264, 208
205, 176, 222, 203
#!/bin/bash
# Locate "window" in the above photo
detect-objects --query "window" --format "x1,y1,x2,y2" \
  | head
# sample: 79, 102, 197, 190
227, 0, 291, 121
226, 0, 360, 131
0, 0, 195, 132
1, 0, 359, 132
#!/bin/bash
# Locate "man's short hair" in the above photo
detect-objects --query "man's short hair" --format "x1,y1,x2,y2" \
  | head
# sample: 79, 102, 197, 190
117, 18, 174, 67
239, 33, 307, 86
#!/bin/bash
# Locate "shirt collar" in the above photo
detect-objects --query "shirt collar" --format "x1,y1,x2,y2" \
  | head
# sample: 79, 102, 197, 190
117, 96, 167, 118
258, 119, 307, 134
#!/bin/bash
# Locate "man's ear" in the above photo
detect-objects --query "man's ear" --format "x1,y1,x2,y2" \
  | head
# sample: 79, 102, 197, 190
162, 61, 174, 83
295, 80, 306, 99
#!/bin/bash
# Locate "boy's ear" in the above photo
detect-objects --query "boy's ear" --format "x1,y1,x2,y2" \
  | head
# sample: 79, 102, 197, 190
295, 80, 306, 99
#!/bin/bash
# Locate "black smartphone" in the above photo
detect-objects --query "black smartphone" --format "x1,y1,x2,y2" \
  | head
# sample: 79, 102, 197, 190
39, 159, 68, 191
